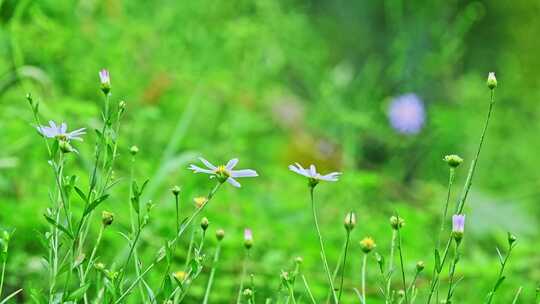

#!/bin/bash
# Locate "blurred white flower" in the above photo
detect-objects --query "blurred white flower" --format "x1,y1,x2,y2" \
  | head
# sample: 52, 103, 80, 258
388, 93, 425, 135
189, 157, 258, 188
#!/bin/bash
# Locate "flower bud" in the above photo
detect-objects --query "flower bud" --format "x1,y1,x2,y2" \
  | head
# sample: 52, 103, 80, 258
344, 212, 356, 232
130, 145, 139, 155
171, 185, 181, 196
242, 288, 253, 298
360, 237, 376, 254
487, 72, 497, 90
244, 228, 253, 249
443, 154, 463, 168
200, 217, 209, 231
216, 229, 225, 241
507, 232, 517, 246
390, 216, 405, 230
173, 271, 187, 282
452, 214, 465, 244
102, 211, 114, 226
193, 196, 208, 208
118, 100, 126, 114
416, 261, 425, 272
94, 262, 105, 271
99, 69, 111, 95
397, 290, 405, 298
294, 256, 303, 265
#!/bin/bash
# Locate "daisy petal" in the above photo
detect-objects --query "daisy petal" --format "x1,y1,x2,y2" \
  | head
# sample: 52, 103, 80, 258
199, 157, 217, 170
309, 165, 317, 177
226, 158, 239, 170
231, 169, 258, 178
226, 177, 241, 188
189, 164, 214, 174
60, 123, 67, 134
288, 164, 311, 178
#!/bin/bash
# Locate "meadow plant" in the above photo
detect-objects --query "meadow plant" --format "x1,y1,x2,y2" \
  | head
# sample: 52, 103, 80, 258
18, 71, 528, 303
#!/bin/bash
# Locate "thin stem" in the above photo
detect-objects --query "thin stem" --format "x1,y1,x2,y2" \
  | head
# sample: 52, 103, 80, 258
456, 89, 495, 214
326, 241, 346, 304
361, 254, 367, 304
0, 253, 6, 299
175, 194, 180, 239
301, 275, 317, 304
426, 238, 453, 303
396, 224, 408, 304
386, 230, 397, 303
202, 243, 222, 304
437, 168, 455, 249
236, 250, 250, 304
485, 244, 514, 304
337, 230, 351, 302
83, 225, 104, 279
511, 286, 522, 304
444, 241, 460, 303
310, 186, 339, 304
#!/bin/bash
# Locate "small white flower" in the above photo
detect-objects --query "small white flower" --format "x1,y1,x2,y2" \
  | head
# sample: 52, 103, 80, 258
189, 157, 258, 188
36, 120, 86, 141
288, 163, 341, 185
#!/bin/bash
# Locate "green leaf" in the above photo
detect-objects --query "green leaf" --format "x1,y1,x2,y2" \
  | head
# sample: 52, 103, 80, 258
434, 249, 442, 273
67, 283, 90, 301
74, 186, 88, 203
495, 247, 504, 266
83, 194, 110, 216
43, 214, 73, 239
494, 276, 506, 291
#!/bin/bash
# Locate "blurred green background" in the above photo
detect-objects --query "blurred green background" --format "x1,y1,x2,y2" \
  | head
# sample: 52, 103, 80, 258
1, 0, 540, 303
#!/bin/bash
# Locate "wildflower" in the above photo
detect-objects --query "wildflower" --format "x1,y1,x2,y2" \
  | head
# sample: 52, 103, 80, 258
216, 229, 225, 241
37, 121, 86, 142
200, 217, 209, 231
416, 261, 425, 272
344, 211, 356, 231
390, 215, 405, 230
102, 211, 114, 226
444, 154, 463, 168
242, 288, 253, 297
189, 157, 258, 188
288, 163, 341, 187
173, 271, 187, 282
487, 72, 497, 90
94, 262, 105, 271
452, 214, 465, 243
99, 69, 111, 94
130, 145, 139, 155
244, 228, 253, 249
360, 237, 376, 253
193, 196, 208, 208
388, 93, 425, 135
171, 185, 181, 196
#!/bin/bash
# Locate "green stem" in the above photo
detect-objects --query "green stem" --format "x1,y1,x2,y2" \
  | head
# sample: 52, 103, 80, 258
310, 186, 339, 304
456, 89, 495, 214
202, 243, 222, 304
302, 275, 317, 304
511, 287, 522, 304
361, 254, 367, 304
437, 168, 455, 249
396, 223, 408, 304
386, 230, 397, 303
236, 250, 250, 304
0, 252, 6, 299
485, 244, 514, 304
337, 230, 351, 302
444, 241, 460, 303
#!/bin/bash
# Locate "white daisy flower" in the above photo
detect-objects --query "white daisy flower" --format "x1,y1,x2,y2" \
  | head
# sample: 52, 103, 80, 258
189, 157, 258, 188
37, 121, 86, 141
288, 163, 341, 186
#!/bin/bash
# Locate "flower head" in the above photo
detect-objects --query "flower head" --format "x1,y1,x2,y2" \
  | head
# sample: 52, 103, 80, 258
193, 196, 208, 208
452, 214, 465, 243
360, 237, 376, 253
189, 157, 258, 188
344, 212, 356, 231
444, 154, 463, 168
37, 121, 86, 142
244, 228, 253, 249
388, 93, 425, 135
288, 163, 341, 187
487, 72, 497, 89
99, 69, 111, 94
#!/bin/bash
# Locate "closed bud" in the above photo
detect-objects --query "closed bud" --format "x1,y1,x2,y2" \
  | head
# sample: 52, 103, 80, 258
443, 154, 463, 168
99, 69, 111, 95
244, 229, 253, 249
216, 229, 225, 241
390, 216, 405, 230
294, 256, 303, 265
171, 185, 181, 196
487, 72, 497, 90
102, 211, 114, 226
416, 261, 425, 272
360, 237, 376, 254
94, 262, 105, 271
200, 217, 209, 231
242, 288, 253, 298
507, 232, 517, 246
130, 145, 139, 155
344, 211, 356, 231
397, 290, 405, 298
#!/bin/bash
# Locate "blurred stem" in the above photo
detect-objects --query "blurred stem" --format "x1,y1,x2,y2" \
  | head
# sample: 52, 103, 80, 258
337, 230, 351, 302
175, 193, 180, 239
361, 254, 367, 304
202, 242, 222, 304
0, 251, 7, 299
485, 243, 515, 304
511, 287, 522, 304
236, 249, 250, 304
326, 240, 347, 304
386, 230, 397, 303
301, 275, 317, 304
396, 223, 408, 304
426, 238, 452, 303
437, 168, 455, 249
309, 186, 339, 304
456, 89, 495, 214
83, 224, 104, 279
405, 270, 420, 300
444, 241, 461, 303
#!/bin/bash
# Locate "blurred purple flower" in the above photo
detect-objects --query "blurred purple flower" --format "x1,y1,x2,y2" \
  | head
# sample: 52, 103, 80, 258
452, 214, 465, 233
388, 93, 425, 135
99, 69, 110, 86
289, 163, 341, 182
189, 157, 258, 188
244, 228, 253, 242
37, 121, 86, 141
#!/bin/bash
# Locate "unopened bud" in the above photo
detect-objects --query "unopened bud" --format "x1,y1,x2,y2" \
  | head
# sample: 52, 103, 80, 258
59, 140, 75, 154
94, 262, 105, 271
444, 154, 463, 168
200, 217, 209, 231
487, 72, 497, 90
390, 216, 405, 230
171, 185, 181, 196
416, 261, 425, 272
244, 228, 253, 249
242, 288, 253, 298
102, 211, 114, 226
507, 232, 517, 246
294, 256, 303, 265
216, 229, 225, 241
130, 145, 139, 155
344, 212, 356, 231
360, 237, 376, 254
